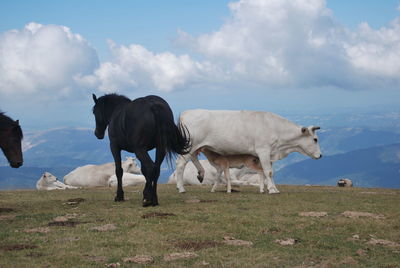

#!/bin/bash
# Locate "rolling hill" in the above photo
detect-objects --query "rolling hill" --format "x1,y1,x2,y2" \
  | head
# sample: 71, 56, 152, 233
1, 126, 400, 189
275, 143, 400, 188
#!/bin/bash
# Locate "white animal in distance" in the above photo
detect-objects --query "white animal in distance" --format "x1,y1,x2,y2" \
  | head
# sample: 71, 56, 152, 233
64, 157, 141, 187
108, 173, 146, 187
37, 172, 78, 190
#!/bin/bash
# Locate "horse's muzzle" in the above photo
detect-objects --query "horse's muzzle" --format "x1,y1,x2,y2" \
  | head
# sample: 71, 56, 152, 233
94, 130, 104, 140
10, 161, 23, 168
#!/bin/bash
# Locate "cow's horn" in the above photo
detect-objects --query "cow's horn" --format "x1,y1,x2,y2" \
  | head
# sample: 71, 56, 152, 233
312, 126, 320, 131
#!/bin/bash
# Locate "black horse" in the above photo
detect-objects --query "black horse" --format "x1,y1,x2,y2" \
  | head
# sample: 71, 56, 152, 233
92, 93, 191, 207
0, 112, 23, 168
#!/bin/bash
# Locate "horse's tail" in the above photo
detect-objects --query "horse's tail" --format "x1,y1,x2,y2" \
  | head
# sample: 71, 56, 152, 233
151, 105, 191, 165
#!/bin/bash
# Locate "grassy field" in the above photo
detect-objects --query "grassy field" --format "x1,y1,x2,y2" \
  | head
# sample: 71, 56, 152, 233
0, 184, 399, 267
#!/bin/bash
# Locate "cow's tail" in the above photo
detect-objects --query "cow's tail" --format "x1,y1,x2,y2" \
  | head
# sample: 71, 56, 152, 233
152, 107, 191, 166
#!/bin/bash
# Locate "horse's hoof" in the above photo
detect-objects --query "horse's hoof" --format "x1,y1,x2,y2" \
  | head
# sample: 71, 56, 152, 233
114, 196, 125, 202
142, 199, 153, 207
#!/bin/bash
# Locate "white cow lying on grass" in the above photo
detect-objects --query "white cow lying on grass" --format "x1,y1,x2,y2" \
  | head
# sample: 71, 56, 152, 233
37, 172, 78, 190
64, 157, 141, 187
175, 109, 322, 193
168, 159, 263, 189
108, 173, 146, 187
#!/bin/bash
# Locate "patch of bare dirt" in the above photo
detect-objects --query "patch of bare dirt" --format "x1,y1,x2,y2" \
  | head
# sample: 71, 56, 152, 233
222, 236, 253, 247
67, 198, 85, 203
123, 255, 154, 264
64, 198, 85, 205
164, 252, 199, 262
367, 238, 400, 247
356, 249, 369, 257
0, 244, 37, 251
174, 240, 221, 251
56, 237, 80, 243
24, 227, 51, 234
105, 262, 120, 267
260, 227, 282, 234
0, 208, 15, 213
185, 198, 201, 203
90, 224, 117, 232
0, 214, 16, 220
53, 216, 69, 222
200, 199, 218, 203
275, 238, 298, 246
85, 255, 107, 263
340, 256, 357, 265
299, 212, 328, 217
342, 211, 385, 219
26, 252, 45, 258
48, 220, 83, 227
142, 212, 176, 219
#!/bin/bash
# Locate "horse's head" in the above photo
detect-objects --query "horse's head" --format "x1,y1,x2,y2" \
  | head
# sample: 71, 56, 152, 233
0, 119, 23, 168
92, 94, 107, 139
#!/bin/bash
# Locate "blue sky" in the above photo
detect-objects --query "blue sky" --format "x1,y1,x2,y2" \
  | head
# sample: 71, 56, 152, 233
0, 0, 399, 130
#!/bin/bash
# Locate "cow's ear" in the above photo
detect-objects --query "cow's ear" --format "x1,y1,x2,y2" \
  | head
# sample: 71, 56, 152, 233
301, 127, 309, 135
15, 120, 19, 125
92, 94, 98, 104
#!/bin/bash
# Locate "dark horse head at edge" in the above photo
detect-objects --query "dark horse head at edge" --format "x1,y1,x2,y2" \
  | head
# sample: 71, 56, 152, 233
92, 93, 191, 207
0, 112, 23, 168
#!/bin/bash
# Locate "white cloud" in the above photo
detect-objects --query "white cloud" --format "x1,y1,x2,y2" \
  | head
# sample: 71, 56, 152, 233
87, 0, 400, 92
0, 22, 99, 99
2, 0, 400, 98
81, 40, 205, 92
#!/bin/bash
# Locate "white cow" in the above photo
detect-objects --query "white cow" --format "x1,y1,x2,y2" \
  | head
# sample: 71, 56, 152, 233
168, 159, 262, 187
108, 173, 146, 187
175, 109, 322, 194
37, 172, 78, 190
168, 160, 222, 185
64, 157, 141, 187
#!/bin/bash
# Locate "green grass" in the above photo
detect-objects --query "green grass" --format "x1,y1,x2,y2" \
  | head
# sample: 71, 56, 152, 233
1, 184, 399, 267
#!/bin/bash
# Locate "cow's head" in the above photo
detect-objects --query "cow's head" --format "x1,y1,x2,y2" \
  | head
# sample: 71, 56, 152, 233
297, 126, 322, 159
42, 172, 57, 183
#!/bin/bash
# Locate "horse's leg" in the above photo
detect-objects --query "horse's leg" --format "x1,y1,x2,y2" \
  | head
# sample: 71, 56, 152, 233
135, 149, 157, 207
153, 147, 166, 206
111, 145, 124, 201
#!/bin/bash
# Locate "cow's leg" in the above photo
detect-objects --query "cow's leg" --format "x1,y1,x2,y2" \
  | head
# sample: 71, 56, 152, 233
223, 167, 232, 193
111, 144, 124, 201
175, 154, 190, 193
256, 151, 279, 194
191, 154, 205, 183
210, 166, 223, 193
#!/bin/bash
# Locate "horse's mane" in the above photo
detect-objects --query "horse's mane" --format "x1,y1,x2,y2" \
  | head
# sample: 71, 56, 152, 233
101, 93, 131, 103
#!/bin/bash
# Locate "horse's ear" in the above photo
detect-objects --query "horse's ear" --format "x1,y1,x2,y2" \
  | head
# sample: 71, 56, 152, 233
92, 94, 98, 104
15, 120, 19, 125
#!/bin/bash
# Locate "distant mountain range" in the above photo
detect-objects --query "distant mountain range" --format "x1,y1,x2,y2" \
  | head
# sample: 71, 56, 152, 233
0, 125, 399, 189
